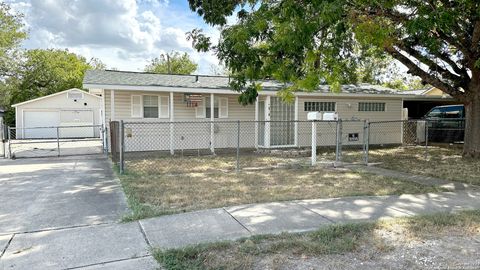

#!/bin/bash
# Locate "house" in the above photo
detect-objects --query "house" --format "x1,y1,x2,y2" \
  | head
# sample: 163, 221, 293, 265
12, 89, 102, 139
82, 70, 454, 153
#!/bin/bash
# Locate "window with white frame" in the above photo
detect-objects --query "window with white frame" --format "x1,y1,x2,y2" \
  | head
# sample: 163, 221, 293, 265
358, 102, 386, 112
304, 101, 336, 112
131, 95, 169, 118
143, 95, 159, 118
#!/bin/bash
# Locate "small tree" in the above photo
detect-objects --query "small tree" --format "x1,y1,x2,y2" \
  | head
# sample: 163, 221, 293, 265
187, 0, 480, 158
145, 52, 197, 75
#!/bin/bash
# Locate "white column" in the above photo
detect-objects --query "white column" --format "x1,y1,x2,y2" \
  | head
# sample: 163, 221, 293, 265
110, 90, 115, 121
169, 92, 174, 155
210, 93, 215, 154
294, 96, 299, 147
311, 120, 317, 166
265, 95, 271, 148
254, 96, 259, 149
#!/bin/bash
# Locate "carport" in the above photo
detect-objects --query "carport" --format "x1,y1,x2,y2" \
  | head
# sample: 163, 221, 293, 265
400, 87, 459, 119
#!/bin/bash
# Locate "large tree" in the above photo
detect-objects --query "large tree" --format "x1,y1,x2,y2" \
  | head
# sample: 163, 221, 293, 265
0, 2, 26, 78
3, 49, 92, 125
144, 51, 198, 74
187, 0, 480, 157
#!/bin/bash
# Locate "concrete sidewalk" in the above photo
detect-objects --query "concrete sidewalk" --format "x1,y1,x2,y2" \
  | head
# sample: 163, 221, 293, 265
2, 189, 480, 269
138, 189, 480, 249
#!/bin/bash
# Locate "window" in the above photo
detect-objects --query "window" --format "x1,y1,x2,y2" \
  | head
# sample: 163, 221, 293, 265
204, 97, 228, 118
304, 102, 336, 112
143, 95, 159, 118
358, 102, 385, 112
206, 97, 219, 118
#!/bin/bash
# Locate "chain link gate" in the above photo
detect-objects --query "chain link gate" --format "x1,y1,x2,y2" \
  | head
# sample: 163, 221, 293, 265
6, 125, 106, 158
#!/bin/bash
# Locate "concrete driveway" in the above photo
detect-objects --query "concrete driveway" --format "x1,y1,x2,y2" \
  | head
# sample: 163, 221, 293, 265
0, 155, 158, 269
0, 155, 128, 234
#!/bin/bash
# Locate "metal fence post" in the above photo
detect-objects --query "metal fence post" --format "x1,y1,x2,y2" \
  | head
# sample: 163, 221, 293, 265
119, 120, 125, 174
311, 120, 317, 166
236, 120, 240, 172
56, 126, 60, 157
363, 120, 370, 165
7, 126, 12, 159
425, 119, 429, 160
335, 119, 342, 165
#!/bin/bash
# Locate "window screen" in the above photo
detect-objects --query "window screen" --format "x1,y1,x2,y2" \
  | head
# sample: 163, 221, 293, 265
304, 102, 336, 112
143, 95, 159, 118
358, 102, 385, 112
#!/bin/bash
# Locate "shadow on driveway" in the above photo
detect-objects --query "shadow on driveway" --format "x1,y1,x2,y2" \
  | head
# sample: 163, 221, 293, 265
0, 155, 128, 234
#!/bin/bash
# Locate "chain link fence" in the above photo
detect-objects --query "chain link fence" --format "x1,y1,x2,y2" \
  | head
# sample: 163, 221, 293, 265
364, 118, 465, 163
6, 125, 106, 158
110, 118, 466, 175
113, 120, 375, 174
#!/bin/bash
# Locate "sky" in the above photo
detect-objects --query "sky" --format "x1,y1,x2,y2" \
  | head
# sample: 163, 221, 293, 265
6, 0, 223, 74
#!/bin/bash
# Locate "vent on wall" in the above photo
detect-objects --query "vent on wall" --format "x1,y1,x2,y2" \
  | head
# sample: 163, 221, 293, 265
67, 91, 84, 100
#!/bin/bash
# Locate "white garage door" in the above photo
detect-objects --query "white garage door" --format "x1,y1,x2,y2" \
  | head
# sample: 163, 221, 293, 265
23, 111, 60, 138
59, 110, 94, 138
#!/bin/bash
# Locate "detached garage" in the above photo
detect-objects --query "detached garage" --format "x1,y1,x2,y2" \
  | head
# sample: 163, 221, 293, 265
12, 89, 102, 139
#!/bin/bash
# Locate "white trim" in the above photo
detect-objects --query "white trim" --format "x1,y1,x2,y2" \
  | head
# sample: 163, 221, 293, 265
294, 96, 298, 147
218, 97, 228, 118
169, 92, 174, 155
12, 88, 101, 107
265, 96, 271, 148
84, 84, 435, 99
111, 90, 115, 121
210, 93, 215, 153
131, 95, 142, 118
254, 96, 259, 149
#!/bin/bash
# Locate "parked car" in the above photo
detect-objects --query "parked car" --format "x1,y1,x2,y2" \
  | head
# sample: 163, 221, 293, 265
423, 105, 465, 143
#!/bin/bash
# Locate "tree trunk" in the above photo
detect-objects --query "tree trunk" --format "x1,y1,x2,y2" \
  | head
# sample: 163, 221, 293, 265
463, 81, 480, 158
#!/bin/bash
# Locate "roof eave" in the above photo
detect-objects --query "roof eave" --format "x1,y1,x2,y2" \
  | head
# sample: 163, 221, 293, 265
83, 83, 409, 98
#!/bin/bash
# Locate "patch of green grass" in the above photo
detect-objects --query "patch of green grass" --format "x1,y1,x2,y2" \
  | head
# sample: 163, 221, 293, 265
153, 210, 480, 270
154, 223, 375, 270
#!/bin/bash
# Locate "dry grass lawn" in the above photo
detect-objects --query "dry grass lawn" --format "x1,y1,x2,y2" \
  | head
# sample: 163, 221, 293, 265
343, 146, 480, 185
154, 210, 480, 270
119, 154, 442, 221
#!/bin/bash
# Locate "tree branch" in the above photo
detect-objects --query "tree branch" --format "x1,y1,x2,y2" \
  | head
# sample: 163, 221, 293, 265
385, 45, 465, 101
397, 44, 468, 89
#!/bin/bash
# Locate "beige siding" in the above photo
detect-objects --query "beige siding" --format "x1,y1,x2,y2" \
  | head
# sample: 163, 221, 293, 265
15, 91, 102, 137
105, 90, 404, 151
105, 90, 254, 122
106, 90, 255, 151
297, 97, 403, 146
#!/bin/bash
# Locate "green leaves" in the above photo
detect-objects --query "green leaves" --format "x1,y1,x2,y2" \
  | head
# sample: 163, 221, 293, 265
189, 0, 478, 105
144, 52, 198, 75
0, 2, 27, 77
